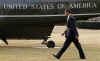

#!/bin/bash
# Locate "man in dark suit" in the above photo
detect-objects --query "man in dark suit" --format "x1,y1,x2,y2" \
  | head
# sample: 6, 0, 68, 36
53, 8, 86, 59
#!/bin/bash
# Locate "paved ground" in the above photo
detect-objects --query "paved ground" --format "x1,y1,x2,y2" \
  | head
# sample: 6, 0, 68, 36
0, 26, 100, 61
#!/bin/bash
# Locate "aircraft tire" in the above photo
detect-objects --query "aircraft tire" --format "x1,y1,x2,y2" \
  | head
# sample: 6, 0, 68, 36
47, 40, 55, 48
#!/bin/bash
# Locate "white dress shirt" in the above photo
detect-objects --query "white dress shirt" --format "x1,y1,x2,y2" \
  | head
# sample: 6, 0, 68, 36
67, 14, 71, 22
66, 14, 71, 36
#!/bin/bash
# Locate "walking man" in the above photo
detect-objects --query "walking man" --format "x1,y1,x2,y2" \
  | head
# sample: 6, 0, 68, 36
53, 8, 86, 59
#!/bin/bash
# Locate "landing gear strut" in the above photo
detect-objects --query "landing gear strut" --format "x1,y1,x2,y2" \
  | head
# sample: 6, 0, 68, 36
1, 37, 8, 45
41, 38, 55, 48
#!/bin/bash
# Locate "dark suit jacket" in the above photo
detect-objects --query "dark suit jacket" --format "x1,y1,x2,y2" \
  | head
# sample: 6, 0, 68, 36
65, 15, 79, 38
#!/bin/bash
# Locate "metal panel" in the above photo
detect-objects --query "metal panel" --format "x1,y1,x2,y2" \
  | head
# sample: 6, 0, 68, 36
0, 22, 54, 39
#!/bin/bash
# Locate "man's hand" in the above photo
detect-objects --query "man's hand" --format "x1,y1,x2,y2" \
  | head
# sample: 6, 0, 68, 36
75, 35, 79, 39
61, 32, 65, 36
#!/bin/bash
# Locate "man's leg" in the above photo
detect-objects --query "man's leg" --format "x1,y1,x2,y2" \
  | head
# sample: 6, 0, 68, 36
73, 38, 86, 59
53, 37, 72, 59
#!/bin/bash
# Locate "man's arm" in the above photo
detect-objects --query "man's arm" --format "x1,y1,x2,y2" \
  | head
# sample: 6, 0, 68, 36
70, 16, 79, 38
62, 29, 67, 36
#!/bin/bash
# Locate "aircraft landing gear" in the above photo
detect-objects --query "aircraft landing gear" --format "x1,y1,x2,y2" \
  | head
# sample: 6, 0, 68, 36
41, 38, 55, 48
47, 40, 55, 48
1, 37, 8, 45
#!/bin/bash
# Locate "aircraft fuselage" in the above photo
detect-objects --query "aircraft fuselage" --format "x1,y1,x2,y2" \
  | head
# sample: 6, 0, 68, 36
0, 0, 99, 40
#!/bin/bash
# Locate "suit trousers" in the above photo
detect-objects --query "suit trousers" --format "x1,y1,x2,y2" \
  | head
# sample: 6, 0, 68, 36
57, 36, 85, 58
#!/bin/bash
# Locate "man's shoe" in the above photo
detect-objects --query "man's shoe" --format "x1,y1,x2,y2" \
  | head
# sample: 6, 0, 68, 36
80, 57, 86, 59
52, 54, 60, 59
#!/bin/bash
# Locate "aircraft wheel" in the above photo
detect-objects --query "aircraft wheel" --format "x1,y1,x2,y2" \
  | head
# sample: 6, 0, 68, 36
47, 40, 55, 48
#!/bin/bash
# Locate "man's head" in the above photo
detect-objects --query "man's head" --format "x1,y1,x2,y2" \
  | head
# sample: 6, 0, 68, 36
64, 8, 71, 16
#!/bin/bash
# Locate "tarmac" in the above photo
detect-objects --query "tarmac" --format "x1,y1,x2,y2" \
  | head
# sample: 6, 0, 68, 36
0, 26, 100, 61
